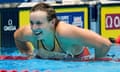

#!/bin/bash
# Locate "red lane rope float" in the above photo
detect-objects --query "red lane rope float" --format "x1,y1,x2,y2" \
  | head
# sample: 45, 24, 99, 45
0, 70, 41, 72
95, 57, 120, 62
0, 70, 7, 72
0, 55, 28, 60
1, 55, 120, 62
21, 70, 29, 72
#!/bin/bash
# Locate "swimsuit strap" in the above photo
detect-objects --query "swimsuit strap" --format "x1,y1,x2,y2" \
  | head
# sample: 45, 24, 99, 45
37, 35, 61, 52
37, 20, 62, 51
53, 36, 62, 52
38, 40, 54, 51
37, 40, 44, 50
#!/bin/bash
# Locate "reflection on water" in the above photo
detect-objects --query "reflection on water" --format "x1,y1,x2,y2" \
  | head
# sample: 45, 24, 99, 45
1, 59, 120, 72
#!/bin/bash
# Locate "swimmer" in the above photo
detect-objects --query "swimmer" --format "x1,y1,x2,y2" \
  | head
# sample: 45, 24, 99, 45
14, 3, 112, 60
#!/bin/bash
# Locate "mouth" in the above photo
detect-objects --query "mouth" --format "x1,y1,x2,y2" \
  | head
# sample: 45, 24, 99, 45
34, 31, 43, 36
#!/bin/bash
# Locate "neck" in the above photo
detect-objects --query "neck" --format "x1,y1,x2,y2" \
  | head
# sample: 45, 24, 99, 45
44, 30, 55, 41
42, 30, 55, 51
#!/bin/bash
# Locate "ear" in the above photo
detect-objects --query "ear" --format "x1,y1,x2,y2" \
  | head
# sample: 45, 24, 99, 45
51, 18, 56, 25
50, 18, 56, 28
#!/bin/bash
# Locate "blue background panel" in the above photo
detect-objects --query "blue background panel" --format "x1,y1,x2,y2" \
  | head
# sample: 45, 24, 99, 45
57, 12, 84, 28
1, 9, 19, 47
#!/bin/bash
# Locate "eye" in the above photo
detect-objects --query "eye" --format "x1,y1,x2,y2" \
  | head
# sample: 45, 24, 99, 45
30, 21, 33, 25
36, 21, 42, 25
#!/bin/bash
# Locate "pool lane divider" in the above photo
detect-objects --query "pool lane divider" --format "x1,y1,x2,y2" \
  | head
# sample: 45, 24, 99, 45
0, 70, 51, 72
0, 70, 43, 72
0, 55, 28, 60
1, 55, 120, 62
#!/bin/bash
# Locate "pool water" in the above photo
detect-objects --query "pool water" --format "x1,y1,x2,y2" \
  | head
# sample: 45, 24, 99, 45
1, 46, 120, 72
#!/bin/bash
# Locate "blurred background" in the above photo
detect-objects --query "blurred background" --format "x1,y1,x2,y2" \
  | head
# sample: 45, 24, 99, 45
0, 0, 120, 8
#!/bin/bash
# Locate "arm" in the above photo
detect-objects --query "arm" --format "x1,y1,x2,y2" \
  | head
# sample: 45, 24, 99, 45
14, 39, 34, 58
14, 29, 34, 59
37, 48, 68, 59
14, 35, 67, 60
65, 26, 112, 58
95, 46, 110, 59
14, 31, 67, 59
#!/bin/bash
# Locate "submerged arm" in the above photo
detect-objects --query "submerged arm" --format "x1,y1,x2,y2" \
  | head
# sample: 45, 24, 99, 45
37, 48, 68, 59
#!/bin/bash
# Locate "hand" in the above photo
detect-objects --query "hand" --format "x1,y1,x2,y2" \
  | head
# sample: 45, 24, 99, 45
24, 52, 34, 59
80, 56, 90, 61
27, 54, 34, 59
63, 54, 73, 60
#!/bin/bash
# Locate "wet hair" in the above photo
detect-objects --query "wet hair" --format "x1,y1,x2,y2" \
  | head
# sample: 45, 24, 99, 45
30, 3, 58, 22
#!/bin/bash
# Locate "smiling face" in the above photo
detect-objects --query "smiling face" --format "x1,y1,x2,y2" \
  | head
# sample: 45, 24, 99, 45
30, 3, 58, 40
30, 10, 54, 40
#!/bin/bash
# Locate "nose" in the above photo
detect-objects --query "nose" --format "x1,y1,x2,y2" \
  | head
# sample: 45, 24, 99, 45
32, 24, 39, 29
31, 24, 42, 32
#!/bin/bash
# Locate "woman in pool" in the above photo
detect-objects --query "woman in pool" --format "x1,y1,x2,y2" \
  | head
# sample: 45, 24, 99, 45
14, 3, 112, 60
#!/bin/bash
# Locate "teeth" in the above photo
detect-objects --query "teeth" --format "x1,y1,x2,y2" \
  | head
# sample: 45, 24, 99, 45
34, 31, 42, 36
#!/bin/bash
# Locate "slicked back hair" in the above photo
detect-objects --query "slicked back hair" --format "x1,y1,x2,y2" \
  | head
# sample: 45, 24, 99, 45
30, 3, 58, 22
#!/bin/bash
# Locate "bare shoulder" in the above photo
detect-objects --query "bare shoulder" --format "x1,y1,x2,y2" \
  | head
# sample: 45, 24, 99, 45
14, 26, 32, 41
56, 21, 84, 38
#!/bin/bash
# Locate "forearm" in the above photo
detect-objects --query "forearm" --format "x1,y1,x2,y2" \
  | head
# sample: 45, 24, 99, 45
95, 46, 110, 58
94, 40, 112, 58
37, 48, 67, 59
15, 41, 34, 58
18, 48, 34, 59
